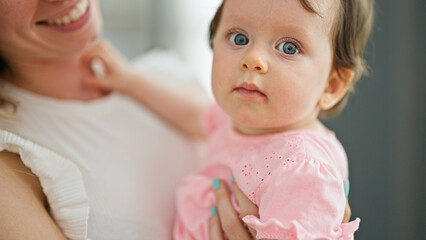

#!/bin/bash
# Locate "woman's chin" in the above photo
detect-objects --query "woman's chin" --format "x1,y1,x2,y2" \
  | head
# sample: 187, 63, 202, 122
53, 3, 103, 58
60, 21, 103, 58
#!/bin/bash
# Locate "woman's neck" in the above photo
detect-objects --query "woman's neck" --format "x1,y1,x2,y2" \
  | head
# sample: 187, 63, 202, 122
4, 54, 104, 101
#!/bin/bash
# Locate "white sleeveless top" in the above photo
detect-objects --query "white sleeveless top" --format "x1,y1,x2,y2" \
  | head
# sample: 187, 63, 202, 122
0, 52, 200, 240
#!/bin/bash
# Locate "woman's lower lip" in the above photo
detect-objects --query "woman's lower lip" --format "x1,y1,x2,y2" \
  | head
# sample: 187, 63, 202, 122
38, 2, 91, 33
235, 87, 267, 99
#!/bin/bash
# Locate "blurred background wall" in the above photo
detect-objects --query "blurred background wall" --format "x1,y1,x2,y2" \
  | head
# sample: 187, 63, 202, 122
99, 0, 425, 239
101, 0, 218, 93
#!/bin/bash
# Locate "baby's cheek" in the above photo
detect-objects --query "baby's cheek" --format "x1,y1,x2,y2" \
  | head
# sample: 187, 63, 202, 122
272, 89, 317, 124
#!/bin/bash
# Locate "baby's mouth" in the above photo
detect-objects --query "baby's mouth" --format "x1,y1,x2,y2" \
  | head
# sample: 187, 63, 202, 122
36, 0, 89, 26
234, 82, 267, 99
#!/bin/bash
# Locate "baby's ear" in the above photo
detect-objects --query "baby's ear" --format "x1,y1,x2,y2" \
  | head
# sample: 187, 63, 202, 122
318, 67, 354, 110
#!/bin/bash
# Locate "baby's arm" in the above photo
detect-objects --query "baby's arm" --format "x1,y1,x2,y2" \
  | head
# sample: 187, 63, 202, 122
242, 159, 359, 240
85, 40, 211, 139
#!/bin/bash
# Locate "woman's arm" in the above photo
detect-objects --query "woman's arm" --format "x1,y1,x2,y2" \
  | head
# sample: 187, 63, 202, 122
84, 40, 212, 139
0, 151, 68, 240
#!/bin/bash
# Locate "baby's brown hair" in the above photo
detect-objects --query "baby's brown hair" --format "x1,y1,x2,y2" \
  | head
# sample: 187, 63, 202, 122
209, 0, 374, 119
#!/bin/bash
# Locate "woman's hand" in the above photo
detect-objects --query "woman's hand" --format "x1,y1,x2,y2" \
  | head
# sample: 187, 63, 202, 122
343, 196, 352, 223
82, 39, 141, 94
83, 39, 211, 139
209, 179, 258, 240
209, 179, 352, 240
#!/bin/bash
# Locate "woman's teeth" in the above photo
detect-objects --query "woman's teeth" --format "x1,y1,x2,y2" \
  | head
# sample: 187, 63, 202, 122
48, 0, 88, 26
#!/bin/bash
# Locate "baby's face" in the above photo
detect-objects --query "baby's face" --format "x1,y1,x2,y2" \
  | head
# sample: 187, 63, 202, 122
212, 0, 339, 134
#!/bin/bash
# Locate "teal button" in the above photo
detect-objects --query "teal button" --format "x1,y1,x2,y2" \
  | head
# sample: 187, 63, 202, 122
345, 180, 350, 197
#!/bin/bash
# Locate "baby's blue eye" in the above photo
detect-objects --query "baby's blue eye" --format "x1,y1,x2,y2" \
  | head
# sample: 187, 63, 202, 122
277, 41, 299, 55
230, 33, 249, 46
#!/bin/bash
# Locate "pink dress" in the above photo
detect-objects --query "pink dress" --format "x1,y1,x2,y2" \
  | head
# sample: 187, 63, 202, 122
174, 104, 360, 240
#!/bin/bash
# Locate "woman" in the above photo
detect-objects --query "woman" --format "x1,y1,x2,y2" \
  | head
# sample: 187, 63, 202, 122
0, 0, 349, 239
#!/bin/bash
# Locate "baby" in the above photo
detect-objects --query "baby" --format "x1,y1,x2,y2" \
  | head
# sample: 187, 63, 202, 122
89, 0, 373, 239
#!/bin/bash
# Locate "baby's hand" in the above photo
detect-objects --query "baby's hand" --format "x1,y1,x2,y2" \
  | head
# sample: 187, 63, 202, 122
83, 39, 140, 93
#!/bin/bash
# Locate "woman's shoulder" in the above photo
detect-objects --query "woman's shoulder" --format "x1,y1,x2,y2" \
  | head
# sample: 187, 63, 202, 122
0, 129, 89, 239
0, 151, 69, 240
0, 151, 43, 200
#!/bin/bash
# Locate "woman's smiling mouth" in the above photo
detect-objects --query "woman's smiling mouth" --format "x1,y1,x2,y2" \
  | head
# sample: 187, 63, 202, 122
36, 0, 90, 29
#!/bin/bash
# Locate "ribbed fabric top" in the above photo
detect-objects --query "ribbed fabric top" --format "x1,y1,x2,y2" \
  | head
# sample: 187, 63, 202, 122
0, 130, 89, 240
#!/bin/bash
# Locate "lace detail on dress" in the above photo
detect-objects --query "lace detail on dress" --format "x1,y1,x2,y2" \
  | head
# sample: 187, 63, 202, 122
235, 134, 306, 204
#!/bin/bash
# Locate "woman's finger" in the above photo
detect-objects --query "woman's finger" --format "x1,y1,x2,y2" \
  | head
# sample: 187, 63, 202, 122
209, 206, 225, 240
90, 58, 107, 77
231, 180, 259, 238
82, 39, 109, 62
83, 39, 122, 71
342, 197, 351, 223
213, 179, 252, 240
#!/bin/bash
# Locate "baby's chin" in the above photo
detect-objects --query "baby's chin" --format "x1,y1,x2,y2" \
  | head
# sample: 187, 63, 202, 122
233, 114, 319, 135
232, 120, 282, 136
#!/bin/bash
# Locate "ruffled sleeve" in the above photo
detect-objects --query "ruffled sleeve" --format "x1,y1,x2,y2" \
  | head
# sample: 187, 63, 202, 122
242, 157, 360, 240
0, 129, 89, 240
